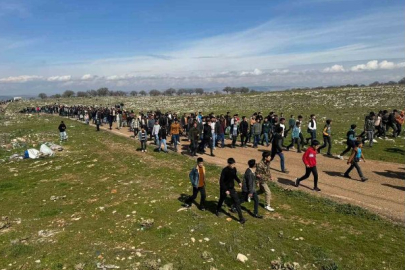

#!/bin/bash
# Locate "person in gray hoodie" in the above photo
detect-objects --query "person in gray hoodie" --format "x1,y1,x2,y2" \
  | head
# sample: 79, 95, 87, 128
252, 119, 262, 148
240, 159, 263, 219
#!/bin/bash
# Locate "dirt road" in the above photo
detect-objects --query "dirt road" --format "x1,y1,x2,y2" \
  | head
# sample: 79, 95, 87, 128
72, 119, 405, 222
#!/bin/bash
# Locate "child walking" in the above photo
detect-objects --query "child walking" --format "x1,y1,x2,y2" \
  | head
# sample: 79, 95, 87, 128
295, 140, 321, 191
344, 141, 368, 181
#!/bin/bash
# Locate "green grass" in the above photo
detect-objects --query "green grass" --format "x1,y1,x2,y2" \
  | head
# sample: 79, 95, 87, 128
0, 111, 404, 270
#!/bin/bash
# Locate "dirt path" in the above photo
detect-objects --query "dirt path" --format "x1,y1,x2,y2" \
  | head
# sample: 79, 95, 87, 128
67, 118, 405, 222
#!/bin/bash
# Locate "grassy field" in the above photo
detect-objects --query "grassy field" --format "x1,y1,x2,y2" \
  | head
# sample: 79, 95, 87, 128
4, 85, 404, 163
0, 109, 404, 270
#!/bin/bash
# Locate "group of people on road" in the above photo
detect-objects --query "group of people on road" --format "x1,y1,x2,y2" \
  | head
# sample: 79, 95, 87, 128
30, 103, 403, 224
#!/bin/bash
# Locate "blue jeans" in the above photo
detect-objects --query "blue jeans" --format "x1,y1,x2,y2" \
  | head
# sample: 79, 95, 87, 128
217, 134, 225, 147
262, 133, 269, 145
212, 133, 216, 148
271, 152, 285, 171
172, 134, 180, 150
154, 134, 160, 146
159, 139, 167, 152
253, 134, 260, 147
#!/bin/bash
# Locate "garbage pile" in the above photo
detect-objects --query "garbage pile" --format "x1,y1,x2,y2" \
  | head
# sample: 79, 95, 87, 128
8, 142, 63, 161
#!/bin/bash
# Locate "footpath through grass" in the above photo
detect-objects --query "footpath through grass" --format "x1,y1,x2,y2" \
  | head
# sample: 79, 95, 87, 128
0, 114, 404, 270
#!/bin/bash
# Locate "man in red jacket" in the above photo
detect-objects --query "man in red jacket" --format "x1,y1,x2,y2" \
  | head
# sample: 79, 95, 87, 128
295, 140, 321, 191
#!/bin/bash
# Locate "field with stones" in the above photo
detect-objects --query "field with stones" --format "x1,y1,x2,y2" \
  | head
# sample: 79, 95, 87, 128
0, 86, 404, 270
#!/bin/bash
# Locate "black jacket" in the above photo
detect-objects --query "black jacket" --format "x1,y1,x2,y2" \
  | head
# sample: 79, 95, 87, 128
203, 123, 212, 139
242, 168, 256, 194
219, 166, 241, 190
240, 121, 249, 134
271, 133, 283, 154
58, 124, 66, 132
158, 128, 167, 140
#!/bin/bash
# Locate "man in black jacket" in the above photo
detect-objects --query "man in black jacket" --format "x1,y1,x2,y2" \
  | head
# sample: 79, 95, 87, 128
216, 158, 246, 224
271, 126, 288, 173
240, 116, 249, 147
199, 119, 215, 156
240, 159, 262, 218
58, 121, 67, 141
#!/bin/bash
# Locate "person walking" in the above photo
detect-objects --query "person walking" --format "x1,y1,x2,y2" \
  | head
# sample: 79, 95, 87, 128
170, 119, 182, 152
261, 118, 271, 146
199, 119, 215, 156
184, 157, 207, 210
240, 159, 263, 218
216, 158, 246, 224
240, 116, 249, 147
344, 141, 368, 181
318, 119, 332, 156
138, 126, 148, 153
158, 126, 168, 153
188, 121, 200, 156
230, 120, 240, 148
58, 121, 67, 141
271, 126, 288, 173
252, 119, 262, 148
286, 121, 301, 152
364, 112, 375, 147
295, 140, 321, 191
305, 114, 317, 145
255, 152, 275, 212
338, 124, 357, 159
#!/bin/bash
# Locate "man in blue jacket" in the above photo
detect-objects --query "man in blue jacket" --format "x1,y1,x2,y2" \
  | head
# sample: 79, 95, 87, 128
184, 157, 206, 211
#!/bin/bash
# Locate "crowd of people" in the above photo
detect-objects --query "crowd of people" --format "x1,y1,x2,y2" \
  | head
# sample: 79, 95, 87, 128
20, 103, 404, 224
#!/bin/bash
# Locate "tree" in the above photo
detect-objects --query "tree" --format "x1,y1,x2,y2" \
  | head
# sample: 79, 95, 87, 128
369, 81, 380, 87
398, 77, 405, 85
130, 91, 138, 96
62, 90, 75, 98
223, 86, 232, 94
214, 90, 221, 95
77, 91, 88, 97
149, 89, 161, 96
177, 89, 186, 96
164, 88, 176, 96
185, 89, 195, 95
139, 90, 147, 96
87, 89, 97, 97
240, 87, 250, 94
195, 88, 204, 95
38, 93, 47, 99
385, 81, 397, 85
97, 87, 109, 96
54, 94, 61, 98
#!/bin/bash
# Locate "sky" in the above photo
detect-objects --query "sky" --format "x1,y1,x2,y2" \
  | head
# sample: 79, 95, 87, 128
0, 0, 404, 95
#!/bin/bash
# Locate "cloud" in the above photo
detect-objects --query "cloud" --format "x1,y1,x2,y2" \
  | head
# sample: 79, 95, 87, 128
0, 75, 42, 83
240, 68, 263, 76
80, 74, 96, 81
350, 60, 404, 72
47, 75, 71, 82
323, 64, 345, 73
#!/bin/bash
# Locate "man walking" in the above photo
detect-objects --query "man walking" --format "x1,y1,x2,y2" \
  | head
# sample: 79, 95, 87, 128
256, 152, 275, 212
271, 126, 288, 173
295, 140, 321, 191
240, 159, 263, 218
216, 158, 246, 224
58, 121, 67, 141
184, 157, 207, 210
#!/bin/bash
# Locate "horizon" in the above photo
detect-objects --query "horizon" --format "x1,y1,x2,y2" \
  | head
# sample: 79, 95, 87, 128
0, 0, 404, 95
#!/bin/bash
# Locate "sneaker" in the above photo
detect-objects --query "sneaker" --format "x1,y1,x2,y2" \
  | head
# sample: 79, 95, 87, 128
145, 150, 147, 152
183, 203, 191, 208
285, 147, 290, 151
326, 153, 333, 157
239, 218, 246, 224
215, 210, 221, 217
141, 150, 144, 152
178, 142, 181, 145
297, 151, 303, 153
282, 169, 289, 174
247, 197, 251, 203
200, 207, 206, 211
361, 177, 368, 182
313, 187, 321, 192
253, 214, 263, 219
337, 155, 343, 160
294, 178, 300, 187
344, 174, 351, 179
230, 207, 237, 213
264, 205, 275, 212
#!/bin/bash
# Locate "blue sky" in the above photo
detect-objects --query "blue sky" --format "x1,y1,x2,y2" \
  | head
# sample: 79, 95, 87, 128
0, 0, 404, 95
